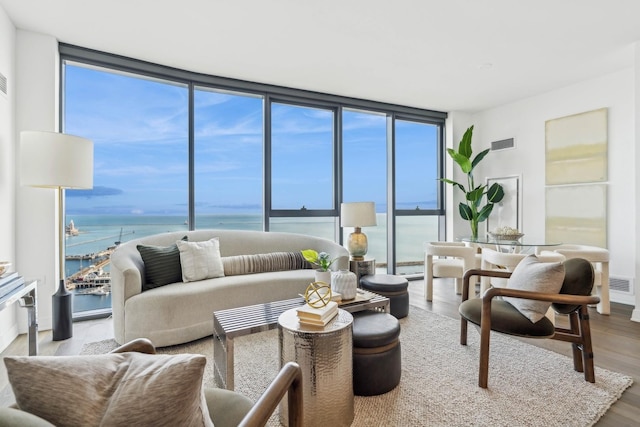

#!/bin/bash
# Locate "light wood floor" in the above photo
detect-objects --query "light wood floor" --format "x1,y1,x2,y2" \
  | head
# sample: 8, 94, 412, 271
1, 278, 639, 426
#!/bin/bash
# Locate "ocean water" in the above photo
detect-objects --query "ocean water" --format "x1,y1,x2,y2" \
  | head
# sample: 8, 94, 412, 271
66, 213, 437, 313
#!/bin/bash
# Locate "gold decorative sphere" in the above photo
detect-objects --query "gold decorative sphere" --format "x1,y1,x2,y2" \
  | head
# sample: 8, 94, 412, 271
304, 281, 332, 308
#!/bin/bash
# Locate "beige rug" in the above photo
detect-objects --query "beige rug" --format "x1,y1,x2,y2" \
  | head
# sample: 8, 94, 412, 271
82, 307, 632, 426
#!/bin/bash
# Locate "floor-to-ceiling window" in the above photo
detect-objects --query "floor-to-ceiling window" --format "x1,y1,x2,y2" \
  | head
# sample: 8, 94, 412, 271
63, 63, 188, 317
61, 44, 446, 318
194, 87, 264, 230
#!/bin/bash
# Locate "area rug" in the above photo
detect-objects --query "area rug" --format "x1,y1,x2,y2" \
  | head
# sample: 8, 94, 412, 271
81, 307, 632, 426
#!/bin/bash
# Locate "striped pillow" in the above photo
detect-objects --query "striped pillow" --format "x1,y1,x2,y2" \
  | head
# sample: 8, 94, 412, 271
137, 236, 187, 291
222, 252, 312, 276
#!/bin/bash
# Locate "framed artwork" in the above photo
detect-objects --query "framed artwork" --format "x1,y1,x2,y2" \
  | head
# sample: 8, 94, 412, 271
545, 184, 607, 248
486, 175, 521, 234
545, 108, 608, 185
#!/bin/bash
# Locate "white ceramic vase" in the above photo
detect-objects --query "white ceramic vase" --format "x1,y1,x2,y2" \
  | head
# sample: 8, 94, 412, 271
331, 269, 357, 300
314, 270, 331, 286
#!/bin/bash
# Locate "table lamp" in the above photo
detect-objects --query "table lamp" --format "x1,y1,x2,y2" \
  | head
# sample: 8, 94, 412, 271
341, 202, 377, 260
20, 131, 94, 341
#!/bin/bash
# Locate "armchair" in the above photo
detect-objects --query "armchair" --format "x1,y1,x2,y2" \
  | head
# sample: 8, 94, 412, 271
459, 257, 599, 388
1, 338, 303, 427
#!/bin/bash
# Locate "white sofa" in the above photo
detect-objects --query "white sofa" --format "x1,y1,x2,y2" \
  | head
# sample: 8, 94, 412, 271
110, 229, 349, 346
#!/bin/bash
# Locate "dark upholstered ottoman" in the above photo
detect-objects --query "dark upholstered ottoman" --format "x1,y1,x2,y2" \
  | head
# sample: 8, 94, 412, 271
352, 311, 401, 396
360, 274, 409, 318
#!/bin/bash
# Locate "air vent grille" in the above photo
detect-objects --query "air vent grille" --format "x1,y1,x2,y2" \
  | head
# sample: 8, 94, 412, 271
0, 72, 6, 96
491, 138, 514, 151
610, 276, 632, 294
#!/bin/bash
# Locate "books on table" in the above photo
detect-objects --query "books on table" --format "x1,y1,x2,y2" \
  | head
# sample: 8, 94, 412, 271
296, 301, 338, 326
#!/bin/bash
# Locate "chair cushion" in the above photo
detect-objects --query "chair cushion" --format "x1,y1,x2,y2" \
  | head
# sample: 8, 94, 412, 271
459, 298, 555, 337
0, 407, 55, 427
4, 352, 214, 427
204, 387, 253, 427
503, 254, 565, 323
432, 259, 464, 277
177, 237, 225, 282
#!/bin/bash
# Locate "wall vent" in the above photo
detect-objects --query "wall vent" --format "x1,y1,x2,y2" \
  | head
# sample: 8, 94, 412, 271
0, 71, 6, 97
609, 276, 633, 294
491, 138, 514, 151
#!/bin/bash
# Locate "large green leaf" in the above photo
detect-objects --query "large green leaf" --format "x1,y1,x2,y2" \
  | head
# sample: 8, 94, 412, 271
458, 126, 474, 159
466, 186, 484, 202
471, 148, 490, 170
477, 203, 494, 222
459, 203, 473, 221
447, 149, 472, 173
486, 182, 505, 203
439, 178, 465, 192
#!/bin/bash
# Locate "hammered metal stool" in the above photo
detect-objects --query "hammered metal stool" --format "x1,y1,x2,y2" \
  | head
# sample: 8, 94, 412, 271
360, 274, 409, 318
352, 311, 401, 396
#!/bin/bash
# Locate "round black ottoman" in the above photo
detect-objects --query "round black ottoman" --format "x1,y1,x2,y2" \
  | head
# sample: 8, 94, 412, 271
352, 311, 401, 396
360, 274, 409, 318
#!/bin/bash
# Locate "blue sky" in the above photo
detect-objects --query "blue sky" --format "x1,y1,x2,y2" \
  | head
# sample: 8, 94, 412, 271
64, 64, 439, 216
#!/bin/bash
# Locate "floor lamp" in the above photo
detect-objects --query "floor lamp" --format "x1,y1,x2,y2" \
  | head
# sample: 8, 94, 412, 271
20, 131, 94, 341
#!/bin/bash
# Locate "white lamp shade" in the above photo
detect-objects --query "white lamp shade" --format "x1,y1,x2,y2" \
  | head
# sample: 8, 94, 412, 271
341, 202, 377, 227
20, 131, 94, 189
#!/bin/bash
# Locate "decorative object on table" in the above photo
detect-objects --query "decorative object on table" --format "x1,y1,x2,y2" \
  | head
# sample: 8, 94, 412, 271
340, 201, 377, 260
296, 300, 338, 327
301, 249, 336, 284
331, 269, 357, 300
440, 125, 504, 239
303, 281, 333, 308
488, 226, 524, 241
20, 130, 94, 341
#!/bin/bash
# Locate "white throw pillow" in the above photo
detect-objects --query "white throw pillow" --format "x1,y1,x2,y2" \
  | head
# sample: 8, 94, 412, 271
504, 254, 565, 323
177, 238, 225, 282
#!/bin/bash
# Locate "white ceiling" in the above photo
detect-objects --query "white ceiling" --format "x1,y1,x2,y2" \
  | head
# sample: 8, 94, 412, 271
2, 0, 640, 113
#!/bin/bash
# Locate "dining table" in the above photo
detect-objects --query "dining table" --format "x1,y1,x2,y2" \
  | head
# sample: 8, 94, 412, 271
460, 236, 562, 254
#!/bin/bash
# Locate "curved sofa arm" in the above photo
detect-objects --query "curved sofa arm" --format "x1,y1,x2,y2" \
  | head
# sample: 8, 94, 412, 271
110, 245, 145, 344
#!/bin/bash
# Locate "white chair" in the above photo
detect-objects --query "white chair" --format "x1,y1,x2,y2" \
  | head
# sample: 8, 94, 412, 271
480, 248, 566, 294
424, 242, 476, 301
541, 245, 610, 315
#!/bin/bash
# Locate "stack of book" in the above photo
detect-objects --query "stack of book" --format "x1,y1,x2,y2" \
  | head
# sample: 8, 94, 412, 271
296, 301, 338, 327
0, 272, 25, 300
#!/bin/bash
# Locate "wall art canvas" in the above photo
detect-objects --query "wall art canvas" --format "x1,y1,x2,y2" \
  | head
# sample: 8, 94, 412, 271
486, 175, 521, 234
545, 108, 608, 185
545, 184, 607, 248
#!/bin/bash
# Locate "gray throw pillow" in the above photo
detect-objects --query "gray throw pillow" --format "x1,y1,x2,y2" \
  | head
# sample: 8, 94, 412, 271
137, 236, 187, 290
504, 254, 565, 323
222, 251, 311, 276
4, 352, 214, 427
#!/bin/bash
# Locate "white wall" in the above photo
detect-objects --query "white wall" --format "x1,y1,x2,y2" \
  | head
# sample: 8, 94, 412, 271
15, 30, 60, 337
0, 5, 17, 351
467, 69, 635, 306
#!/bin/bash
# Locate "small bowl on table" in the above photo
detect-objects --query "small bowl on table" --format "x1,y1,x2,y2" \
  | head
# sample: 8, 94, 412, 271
488, 232, 524, 241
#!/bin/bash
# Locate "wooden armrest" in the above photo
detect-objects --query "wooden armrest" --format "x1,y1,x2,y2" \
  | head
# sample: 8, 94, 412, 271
110, 338, 156, 354
483, 287, 600, 306
462, 268, 512, 300
239, 361, 303, 427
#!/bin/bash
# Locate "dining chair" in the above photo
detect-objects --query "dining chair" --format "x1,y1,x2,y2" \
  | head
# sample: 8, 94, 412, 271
540, 245, 610, 315
424, 242, 476, 301
459, 257, 599, 388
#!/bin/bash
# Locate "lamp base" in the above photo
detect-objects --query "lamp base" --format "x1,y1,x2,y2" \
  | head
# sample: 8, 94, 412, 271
52, 279, 73, 341
347, 228, 368, 261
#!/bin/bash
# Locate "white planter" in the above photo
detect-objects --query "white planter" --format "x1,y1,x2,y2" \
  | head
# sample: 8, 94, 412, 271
332, 269, 357, 300
314, 270, 331, 286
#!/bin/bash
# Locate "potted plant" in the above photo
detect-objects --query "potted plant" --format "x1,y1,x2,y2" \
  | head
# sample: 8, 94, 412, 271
440, 125, 504, 239
301, 249, 336, 284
